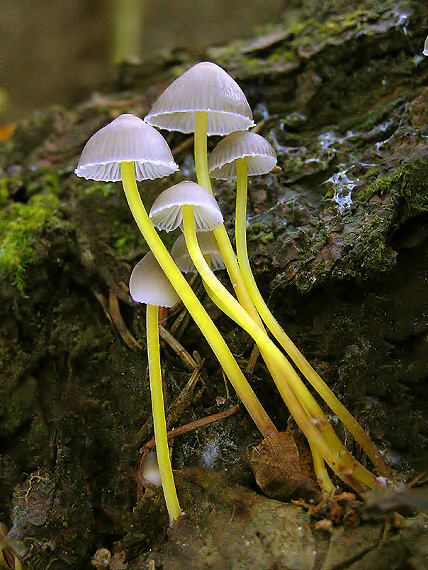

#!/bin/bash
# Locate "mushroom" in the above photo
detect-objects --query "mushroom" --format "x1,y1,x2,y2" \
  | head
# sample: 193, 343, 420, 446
129, 251, 182, 521
208, 130, 277, 337
145, 62, 262, 330
209, 131, 390, 477
145, 61, 254, 136
208, 130, 277, 180
149, 181, 223, 232
75, 113, 278, 442
149, 183, 381, 492
171, 231, 225, 273
424, 35, 428, 56
75, 113, 179, 181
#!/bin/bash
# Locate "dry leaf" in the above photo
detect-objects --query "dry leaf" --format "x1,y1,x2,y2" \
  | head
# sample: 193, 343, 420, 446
110, 552, 128, 569
250, 431, 321, 501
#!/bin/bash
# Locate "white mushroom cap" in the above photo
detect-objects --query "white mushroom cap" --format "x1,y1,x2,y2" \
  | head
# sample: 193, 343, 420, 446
424, 35, 428, 56
208, 130, 277, 180
171, 231, 225, 273
75, 113, 179, 181
140, 451, 162, 486
145, 62, 254, 135
129, 251, 180, 307
149, 181, 224, 232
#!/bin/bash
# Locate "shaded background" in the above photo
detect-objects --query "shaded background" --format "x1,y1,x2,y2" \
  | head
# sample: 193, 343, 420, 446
0, 0, 284, 123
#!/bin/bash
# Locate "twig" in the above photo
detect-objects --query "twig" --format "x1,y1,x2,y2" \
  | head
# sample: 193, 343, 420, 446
246, 344, 260, 375
132, 359, 204, 448
93, 290, 113, 323
166, 365, 205, 428
158, 324, 197, 370
144, 406, 239, 450
109, 290, 142, 350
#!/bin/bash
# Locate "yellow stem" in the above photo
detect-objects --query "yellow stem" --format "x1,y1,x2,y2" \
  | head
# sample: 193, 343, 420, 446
310, 443, 336, 493
182, 205, 379, 491
235, 158, 389, 477
146, 304, 182, 522
194, 111, 263, 328
120, 161, 277, 440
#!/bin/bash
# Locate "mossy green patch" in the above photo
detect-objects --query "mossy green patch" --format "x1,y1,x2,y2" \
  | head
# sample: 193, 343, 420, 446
357, 159, 428, 213
246, 221, 275, 244
0, 191, 64, 294
109, 215, 142, 257
83, 181, 121, 198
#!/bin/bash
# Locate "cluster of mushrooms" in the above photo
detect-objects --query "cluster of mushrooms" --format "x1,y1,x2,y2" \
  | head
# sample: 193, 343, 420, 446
75, 62, 390, 523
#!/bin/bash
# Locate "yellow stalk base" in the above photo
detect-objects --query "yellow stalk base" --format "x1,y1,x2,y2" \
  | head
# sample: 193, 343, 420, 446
146, 304, 181, 522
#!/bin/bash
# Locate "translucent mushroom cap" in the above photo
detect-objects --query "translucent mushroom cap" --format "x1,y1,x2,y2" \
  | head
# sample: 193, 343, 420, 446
149, 181, 224, 232
145, 62, 254, 135
140, 451, 161, 486
171, 231, 225, 273
208, 130, 277, 180
424, 35, 428, 56
129, 251, 180, 307
74, 113, 179, 181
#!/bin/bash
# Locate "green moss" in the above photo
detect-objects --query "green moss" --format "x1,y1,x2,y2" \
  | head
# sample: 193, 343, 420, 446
0, 191, 63, 294
27, 171, 61, 198
109, 217, 141, 257
246, 221, 275, 244
0, 180, 8, 202
356, 160, 428, 211
84, 182, 121, 198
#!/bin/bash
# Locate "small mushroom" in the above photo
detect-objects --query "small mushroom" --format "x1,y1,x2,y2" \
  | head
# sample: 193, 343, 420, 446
145, 61, 254, 135
130, 252, 181, 521
149, 181, 223, 232
140, 451, 162, 487
423, 35, 428, 56
130, 251, 180, 307
75, 113, 179, 181
208, 130, 277, 180
171, 231, 225, 273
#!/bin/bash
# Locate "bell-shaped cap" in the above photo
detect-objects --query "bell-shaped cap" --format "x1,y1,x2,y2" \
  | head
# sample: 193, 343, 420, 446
208, 130, 277, 180
171, 231, 225, 273
129, 251, 180, 307
149, 181, 223, 232
145, 62, 254, 135
75, 113, 179, 181
424, 35, 428, 56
